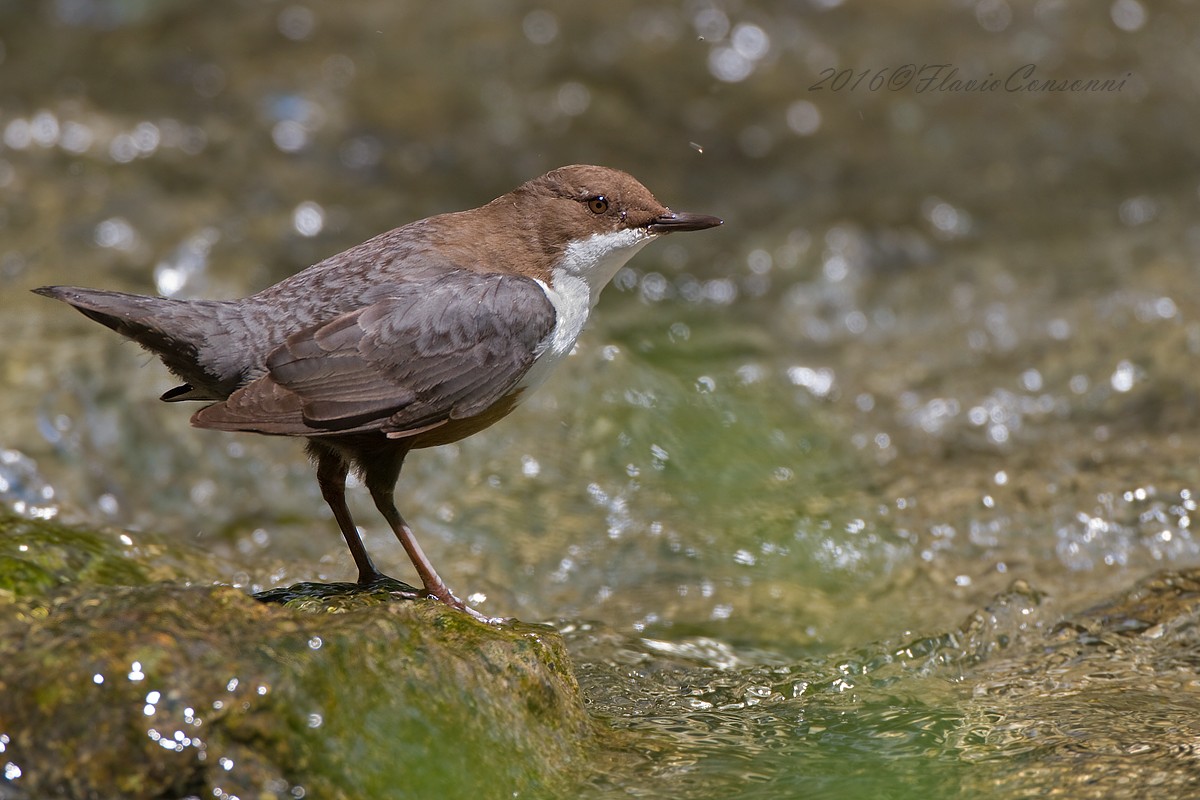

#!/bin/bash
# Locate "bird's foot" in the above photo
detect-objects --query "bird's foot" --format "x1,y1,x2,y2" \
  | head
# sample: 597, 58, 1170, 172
357, 571, 502, 622
422, 586, 505, 624
357, 567, 390, 585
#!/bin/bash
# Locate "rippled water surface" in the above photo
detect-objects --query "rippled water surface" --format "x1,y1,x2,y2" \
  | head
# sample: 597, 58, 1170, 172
3, 2, 1200, 798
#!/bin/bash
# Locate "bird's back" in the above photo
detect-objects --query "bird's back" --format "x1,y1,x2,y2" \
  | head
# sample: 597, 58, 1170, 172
34, 214, 525, 407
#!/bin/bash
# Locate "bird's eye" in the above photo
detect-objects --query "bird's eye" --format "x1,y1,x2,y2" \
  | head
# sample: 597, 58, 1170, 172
587, 196, 609, 214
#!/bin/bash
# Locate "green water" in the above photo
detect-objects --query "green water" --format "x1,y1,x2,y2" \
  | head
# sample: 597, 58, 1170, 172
3, 1, 1200, 797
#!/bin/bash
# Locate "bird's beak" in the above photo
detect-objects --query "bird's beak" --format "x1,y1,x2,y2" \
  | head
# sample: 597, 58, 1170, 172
647, 211, 724, 233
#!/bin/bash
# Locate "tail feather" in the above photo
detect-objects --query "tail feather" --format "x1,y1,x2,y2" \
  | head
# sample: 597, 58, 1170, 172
35, 286, 193, 346
33, 285, 244, 400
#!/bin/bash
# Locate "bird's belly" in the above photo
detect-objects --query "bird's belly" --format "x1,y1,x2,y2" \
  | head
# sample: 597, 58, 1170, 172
405, 389, 526, 449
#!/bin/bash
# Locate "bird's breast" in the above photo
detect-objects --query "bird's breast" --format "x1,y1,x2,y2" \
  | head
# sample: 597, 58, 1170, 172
517, 271, 592, 397
515, 233, 653, 400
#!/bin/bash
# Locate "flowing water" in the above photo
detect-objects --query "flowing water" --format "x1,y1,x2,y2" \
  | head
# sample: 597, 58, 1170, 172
3, 2, 1200, 797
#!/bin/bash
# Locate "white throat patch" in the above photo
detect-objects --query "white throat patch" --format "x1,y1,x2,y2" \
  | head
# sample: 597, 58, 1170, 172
520, 227, 655, 393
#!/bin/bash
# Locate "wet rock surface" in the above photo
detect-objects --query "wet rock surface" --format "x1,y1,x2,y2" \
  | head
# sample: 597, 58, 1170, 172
0, 514, 594, 800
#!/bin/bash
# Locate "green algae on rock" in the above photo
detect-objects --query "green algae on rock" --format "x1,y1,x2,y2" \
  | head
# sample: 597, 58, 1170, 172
0, 511, 194, 597
0, 517, 596, 799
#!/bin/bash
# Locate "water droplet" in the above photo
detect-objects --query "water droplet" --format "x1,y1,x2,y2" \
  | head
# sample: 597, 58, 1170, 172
292, 201, 325, 237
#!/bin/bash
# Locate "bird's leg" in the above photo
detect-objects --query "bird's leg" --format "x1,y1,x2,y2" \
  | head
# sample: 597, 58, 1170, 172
312, 443, 386, 585
363, 457, 487, 620
369, 484, 460, 606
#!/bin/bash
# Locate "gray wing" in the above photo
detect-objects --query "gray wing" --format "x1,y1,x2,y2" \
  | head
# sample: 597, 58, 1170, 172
193, 270, 556, 437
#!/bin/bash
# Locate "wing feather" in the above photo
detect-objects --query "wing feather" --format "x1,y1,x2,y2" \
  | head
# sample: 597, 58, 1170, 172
193, 270, 556, 437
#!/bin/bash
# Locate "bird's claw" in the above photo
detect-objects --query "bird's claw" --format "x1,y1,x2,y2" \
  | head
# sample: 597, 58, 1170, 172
425, 588, 505, 624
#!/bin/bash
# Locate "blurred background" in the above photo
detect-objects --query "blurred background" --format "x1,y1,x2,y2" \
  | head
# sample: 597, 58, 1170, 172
3, 0, 1198, 647
2, 2, 1199, 794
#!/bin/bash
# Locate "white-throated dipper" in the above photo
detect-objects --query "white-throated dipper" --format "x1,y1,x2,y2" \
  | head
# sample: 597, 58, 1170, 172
35, 165, 721, 617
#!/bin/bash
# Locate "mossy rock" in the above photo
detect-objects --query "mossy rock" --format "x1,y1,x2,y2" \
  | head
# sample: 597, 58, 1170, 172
0, 514, 596, 799
0, 511, 197, 597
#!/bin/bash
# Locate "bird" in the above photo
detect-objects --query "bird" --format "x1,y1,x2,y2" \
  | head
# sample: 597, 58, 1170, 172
34, 164, 722, 617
